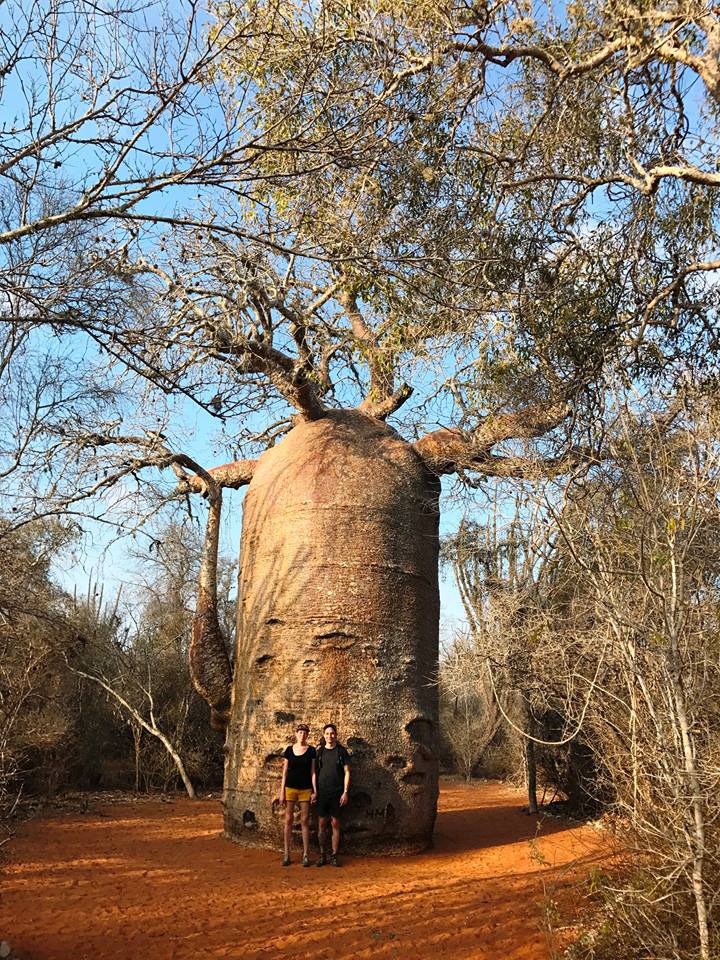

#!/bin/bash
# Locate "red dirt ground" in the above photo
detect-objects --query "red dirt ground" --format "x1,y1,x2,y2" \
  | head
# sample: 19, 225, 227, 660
2, 780, 606, 960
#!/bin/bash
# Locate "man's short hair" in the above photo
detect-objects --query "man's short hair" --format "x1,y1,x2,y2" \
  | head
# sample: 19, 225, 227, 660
323, 723, 337, 734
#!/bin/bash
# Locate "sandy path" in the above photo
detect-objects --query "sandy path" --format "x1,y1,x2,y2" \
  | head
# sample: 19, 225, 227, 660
2, 780, 605, 960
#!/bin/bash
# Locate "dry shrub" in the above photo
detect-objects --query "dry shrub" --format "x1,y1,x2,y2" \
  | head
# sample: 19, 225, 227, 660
545, 399, 720, 959
447, 395, 720, 958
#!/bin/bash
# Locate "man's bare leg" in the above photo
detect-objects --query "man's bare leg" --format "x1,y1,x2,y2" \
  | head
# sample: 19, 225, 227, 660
330, 816, 341, 857
317, 815, 328, 865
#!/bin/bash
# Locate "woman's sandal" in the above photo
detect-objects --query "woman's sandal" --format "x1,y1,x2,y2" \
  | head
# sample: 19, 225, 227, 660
302, 855, 310, 867
282, 855, 291, 867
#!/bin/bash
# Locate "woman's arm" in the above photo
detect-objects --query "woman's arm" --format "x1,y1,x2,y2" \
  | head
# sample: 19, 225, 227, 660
278, 758, 288, 806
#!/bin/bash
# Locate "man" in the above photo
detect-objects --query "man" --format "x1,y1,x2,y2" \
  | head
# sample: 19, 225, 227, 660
315, 722, 350, 866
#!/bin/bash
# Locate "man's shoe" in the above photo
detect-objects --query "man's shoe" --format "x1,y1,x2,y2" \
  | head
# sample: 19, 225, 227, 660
282, 855, 291, 867
330, 853, 341, 867
303, 855, 310, 867
316, 852, 327, 867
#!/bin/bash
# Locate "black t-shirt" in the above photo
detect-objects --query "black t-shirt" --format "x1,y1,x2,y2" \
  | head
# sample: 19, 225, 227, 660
317, 745, 350, 795
283, 745, 316, 789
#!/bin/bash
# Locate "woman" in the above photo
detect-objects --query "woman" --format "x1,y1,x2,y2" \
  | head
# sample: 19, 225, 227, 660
277, 722, 317, 866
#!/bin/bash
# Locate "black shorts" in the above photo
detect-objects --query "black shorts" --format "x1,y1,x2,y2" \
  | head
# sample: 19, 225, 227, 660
316, 790, 343, 819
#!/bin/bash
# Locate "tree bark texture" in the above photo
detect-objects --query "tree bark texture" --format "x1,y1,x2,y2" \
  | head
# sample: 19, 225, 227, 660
223, 411, 441, 852
190, 487, 233, 731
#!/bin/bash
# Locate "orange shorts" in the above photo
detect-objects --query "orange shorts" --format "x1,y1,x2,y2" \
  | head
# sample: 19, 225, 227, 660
285, 787, 312, 803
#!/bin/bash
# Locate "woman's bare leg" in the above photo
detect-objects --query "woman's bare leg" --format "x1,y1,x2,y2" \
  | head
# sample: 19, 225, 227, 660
284, 800, 295, 858
299, 801, 310, 857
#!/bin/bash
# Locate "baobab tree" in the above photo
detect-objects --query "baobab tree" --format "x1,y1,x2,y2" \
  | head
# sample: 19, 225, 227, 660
182, 394, 574, 851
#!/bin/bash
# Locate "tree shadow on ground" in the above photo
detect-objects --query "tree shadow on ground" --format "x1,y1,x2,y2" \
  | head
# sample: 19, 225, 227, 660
432, 800, 575, 856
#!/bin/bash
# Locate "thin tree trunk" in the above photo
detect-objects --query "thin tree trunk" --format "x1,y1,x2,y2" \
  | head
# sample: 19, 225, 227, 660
521, 694, 538, 814
155, 729, 196, 799
126, 718, 142, 792
130, 721, 142, 793
526, 737, 538, 814
73, 669, 196, 800
669, 668, 709, 959
666, 548, 709, 960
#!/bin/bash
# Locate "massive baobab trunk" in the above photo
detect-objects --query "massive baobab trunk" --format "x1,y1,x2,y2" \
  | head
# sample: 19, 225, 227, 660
186, 392, 570, 853
224, 410, 441, 852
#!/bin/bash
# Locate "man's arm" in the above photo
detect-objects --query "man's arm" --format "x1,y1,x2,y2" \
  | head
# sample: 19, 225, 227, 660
340, 763, 350, 807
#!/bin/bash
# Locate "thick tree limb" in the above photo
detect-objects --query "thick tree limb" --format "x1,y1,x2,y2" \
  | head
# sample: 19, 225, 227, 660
502, 162, 720, 197
189, 475, 233, 733
472, 401, 570, 445
413, 401, 571, 476
339, 288, 397, 411
360, 383, 414, 421
459, 36, 627, 79
73, 433, 257, 496
154, 453, 240, 731
123, 257, 327, 422
461, 452, 583, 480
147, 447, 238, 732
178, 459, 257, 493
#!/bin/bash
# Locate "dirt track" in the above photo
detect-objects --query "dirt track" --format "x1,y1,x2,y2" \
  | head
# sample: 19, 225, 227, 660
2, 780, 605, 960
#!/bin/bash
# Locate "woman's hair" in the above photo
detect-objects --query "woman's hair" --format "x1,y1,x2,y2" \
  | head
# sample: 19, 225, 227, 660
296, 723, 309, 733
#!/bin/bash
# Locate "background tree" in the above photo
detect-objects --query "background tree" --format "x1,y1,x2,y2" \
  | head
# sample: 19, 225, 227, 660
0, 520, 76, 809
438, 630, 503, 782
544, 393, 720, 960
71, 519, 233, 797
441, 498, 601, 814
0, 513, 230, 812
446, 389, 720, 959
